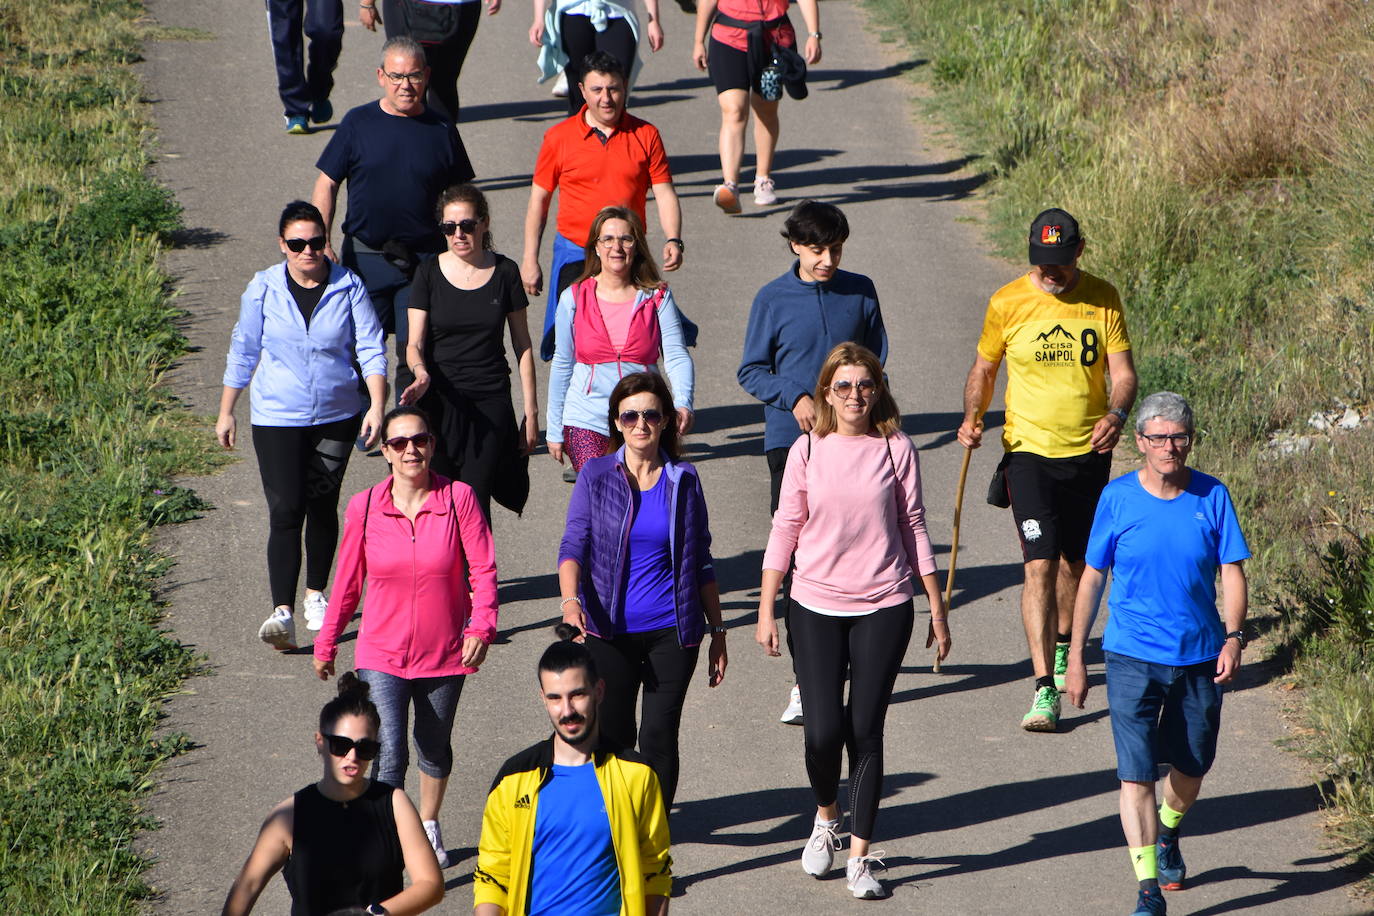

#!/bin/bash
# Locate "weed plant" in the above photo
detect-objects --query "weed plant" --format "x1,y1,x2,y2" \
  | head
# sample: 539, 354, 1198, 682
0, 0, 218, 909
869, 0, 1374, 874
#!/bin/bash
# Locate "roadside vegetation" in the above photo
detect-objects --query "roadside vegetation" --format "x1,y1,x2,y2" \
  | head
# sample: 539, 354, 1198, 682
869, 0, 1374, 877
0, 0, 219, 909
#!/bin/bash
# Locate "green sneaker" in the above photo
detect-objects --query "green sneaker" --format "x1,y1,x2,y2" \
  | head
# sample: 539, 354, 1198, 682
1054, 642, 1070, 690
1021, 685, 1060, 732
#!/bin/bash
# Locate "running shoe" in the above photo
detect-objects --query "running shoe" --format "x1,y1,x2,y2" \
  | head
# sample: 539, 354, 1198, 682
1021, 685, 1060, 732
713, 182, 742, 214
1054, 641, 1070, 690
801, 816, 842, 877
1131, 887, 1167, 915
846, 852, 889, 899
310, 98, 333, 124
562, 465, 578, 483
303, 591, 328, 632
780, 684, 804, 725
258, 607, 297, 650
423, 819, 450, 868
1156, 836, 1186, 890
753, 176, 778, 206
285, 115, 309, 134
552, 71, 569, 98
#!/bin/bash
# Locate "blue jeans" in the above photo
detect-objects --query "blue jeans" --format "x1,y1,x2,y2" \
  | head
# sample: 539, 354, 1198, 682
357, 670, 465, 788
1105, 651, 1222, 783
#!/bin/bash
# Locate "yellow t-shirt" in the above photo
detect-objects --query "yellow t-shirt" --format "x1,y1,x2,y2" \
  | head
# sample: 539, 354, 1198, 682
977, 271, 1131, 458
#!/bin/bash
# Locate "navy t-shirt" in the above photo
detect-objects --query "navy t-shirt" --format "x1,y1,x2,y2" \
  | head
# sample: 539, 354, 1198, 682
529, 762, 621, 916
1086, 469, 1250, 666
316, 101, 475, 251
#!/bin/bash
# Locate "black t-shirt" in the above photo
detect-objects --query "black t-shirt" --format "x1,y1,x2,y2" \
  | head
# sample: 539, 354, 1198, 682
315, 101, 475, 251
411, 254, 528, 394
285, 267, 326, 328
283, 780, 403, 915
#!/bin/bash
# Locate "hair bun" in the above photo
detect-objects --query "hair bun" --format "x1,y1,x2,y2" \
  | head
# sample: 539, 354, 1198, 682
336, 670, 370, 699
553, 622, 582, 642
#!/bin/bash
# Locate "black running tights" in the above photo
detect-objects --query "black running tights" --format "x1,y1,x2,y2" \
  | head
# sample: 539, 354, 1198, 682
790, 600, 913, 841
251, 415, 359, 608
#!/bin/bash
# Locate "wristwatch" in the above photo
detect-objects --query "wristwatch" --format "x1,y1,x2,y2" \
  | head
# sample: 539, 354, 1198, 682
365, 906, 388, 916
1224, 630, 1247, 649
1108, 407, 1128, 424
809, 31, 822, 38
710, 625, 727, 636
666, 237, 685, 252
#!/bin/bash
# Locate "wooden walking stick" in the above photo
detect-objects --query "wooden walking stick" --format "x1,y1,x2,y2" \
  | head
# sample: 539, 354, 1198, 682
937, 420, 978, 673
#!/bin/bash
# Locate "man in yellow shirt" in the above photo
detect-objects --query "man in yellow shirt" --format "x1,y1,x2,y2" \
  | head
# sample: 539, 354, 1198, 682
957, 208, 1138, 732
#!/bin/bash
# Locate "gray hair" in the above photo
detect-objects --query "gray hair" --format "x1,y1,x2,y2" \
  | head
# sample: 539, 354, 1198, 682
1134, 391, 1194, 435
381, 36, 426, 67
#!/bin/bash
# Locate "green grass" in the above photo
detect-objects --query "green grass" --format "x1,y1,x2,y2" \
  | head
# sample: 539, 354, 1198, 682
0, 0, 222, 909
866, 0, 1374, 876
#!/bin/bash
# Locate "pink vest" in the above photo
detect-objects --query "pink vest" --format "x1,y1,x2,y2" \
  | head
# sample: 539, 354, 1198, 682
572, 277, 664, 366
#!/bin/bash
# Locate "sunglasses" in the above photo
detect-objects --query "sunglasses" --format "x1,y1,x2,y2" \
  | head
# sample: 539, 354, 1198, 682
284, 236, 327, 253
828, 379, 878, 396
618, 408, 665, 427
440, 219, 480, 237
322, 733, 381, 760
383, 432, 435, 451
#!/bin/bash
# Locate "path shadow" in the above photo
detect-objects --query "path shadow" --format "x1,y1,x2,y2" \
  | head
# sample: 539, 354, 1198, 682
634, 75, 715, 93
888, 658, 1028, 704
669, 148, 842, 181
710, 549, 765, 597
807, 59, 925, 91
689, 403, 758, 436
941, 560, 1022, 606
682, 431, 763, 463
475, 172, 537, 193
498, 572, 559, 605
170, 226, 228, 249
901, 410, 1004, 449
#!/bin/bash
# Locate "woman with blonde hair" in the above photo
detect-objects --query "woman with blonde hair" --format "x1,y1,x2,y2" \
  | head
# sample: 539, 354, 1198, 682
545, 205, 694, 475
756, 341, 950, 900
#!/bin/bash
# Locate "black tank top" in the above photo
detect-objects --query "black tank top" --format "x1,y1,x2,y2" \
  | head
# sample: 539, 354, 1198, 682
284, 780, 404, 915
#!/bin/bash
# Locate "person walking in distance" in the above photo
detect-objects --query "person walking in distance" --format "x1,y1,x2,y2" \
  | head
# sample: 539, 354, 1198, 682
474, 639, 673, 915
266, 0, 344, 133
1064, 391, 1250, 916
957, 207, 1137, 733
738, 201, 887, 724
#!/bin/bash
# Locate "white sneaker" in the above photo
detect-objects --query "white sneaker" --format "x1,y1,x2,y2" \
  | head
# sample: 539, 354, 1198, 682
552, 71, 569, 98
423, 819, 450, 868
780, 684, 803, 725
753, 176, 778, 206
303, 591, 328, 632
801, 816, 842, 877
846, 851, 889, 899
258, 607, 296, 650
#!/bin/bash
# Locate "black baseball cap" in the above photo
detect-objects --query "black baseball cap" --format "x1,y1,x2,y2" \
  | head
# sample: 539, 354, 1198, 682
1028, 208, 1082, 265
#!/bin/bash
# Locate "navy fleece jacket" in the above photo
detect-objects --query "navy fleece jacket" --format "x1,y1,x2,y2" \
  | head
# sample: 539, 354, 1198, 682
737, 263, 888, 452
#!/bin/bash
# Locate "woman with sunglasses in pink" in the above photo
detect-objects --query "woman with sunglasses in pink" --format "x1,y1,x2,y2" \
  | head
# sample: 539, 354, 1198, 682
557, 371, 726, 810
219, 200, 388, 653
399, 184, 538, 520
314, 405, 499, 871
222, 672, 444, 914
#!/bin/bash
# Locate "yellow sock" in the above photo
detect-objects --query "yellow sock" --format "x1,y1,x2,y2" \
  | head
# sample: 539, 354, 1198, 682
1130, 845, 1157, 882
1159, 801, 1185, 831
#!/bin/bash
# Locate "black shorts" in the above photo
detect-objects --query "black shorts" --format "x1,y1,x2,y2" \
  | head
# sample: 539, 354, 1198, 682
1004, 450, 1111, 563
707, 36, 756, 95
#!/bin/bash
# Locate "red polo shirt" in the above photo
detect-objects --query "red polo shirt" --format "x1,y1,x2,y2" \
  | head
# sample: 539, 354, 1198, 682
532, 106, 673, 245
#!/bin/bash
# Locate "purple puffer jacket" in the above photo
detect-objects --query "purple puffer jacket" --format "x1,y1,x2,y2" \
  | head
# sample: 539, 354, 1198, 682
558, 447, 716, 647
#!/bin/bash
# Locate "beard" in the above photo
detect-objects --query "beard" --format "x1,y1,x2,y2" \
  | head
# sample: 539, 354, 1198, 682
553, 704, 598, 747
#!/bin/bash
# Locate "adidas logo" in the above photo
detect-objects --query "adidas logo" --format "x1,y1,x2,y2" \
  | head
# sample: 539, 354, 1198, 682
514, 794, 531, 809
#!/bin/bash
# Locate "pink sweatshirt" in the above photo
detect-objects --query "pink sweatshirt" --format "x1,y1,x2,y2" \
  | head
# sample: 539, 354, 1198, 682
314, 472, 499, 678
763, 432, 937, 613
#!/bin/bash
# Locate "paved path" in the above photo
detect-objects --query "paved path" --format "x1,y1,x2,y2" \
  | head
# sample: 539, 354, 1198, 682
139, 1, 1361, 912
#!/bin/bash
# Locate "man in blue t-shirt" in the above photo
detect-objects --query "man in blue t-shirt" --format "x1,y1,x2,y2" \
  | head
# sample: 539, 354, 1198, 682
475, 640, 672, 915
1065, 391, 1250, 916
311, 36, 475, 392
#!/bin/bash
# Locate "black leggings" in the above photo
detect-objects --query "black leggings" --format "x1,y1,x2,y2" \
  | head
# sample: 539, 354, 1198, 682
419, 384, 517, 521
560, 13, 636, 115
583, 626, 700, 809
383, 0, 482, 122
251, 415, 360, 607
790, 600, 914, 841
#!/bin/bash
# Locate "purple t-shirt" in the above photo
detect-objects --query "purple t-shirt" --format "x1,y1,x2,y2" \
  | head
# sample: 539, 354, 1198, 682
619, 474, 676, 633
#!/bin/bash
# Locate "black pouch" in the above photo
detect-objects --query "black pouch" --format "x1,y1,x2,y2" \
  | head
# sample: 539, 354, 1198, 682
987, 452, 1011, 508
381, 239, 419, 278
772, 43, 808, 100
397, 0, 462, 42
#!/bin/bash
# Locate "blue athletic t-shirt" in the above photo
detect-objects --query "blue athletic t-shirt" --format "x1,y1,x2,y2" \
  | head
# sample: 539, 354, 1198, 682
529, 762, 621, 916
1086, 469, 1250, 666
620, 474, 677, 633
315, 101, 475, 251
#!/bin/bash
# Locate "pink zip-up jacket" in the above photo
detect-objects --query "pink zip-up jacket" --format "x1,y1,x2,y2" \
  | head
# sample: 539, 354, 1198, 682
314, 472, 499, 678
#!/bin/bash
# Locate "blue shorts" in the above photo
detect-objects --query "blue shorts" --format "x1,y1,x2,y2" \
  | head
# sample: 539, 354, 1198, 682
1105, 651, 1222, 783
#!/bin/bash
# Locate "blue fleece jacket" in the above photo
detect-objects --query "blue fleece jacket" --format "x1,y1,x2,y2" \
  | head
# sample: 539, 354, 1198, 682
737, 263, 888, 452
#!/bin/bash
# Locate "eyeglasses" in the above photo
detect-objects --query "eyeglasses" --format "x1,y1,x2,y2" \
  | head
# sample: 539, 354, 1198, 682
284, 236, 326, 253
618, 408, 665, 427
383, 432, 435, 451
1139, 433, 1192, 448
440, 218, 480, 237
597, 235, 636, 249
828, 379, 878, 397
382, 69, 425, 85
322, 733, 381, 760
